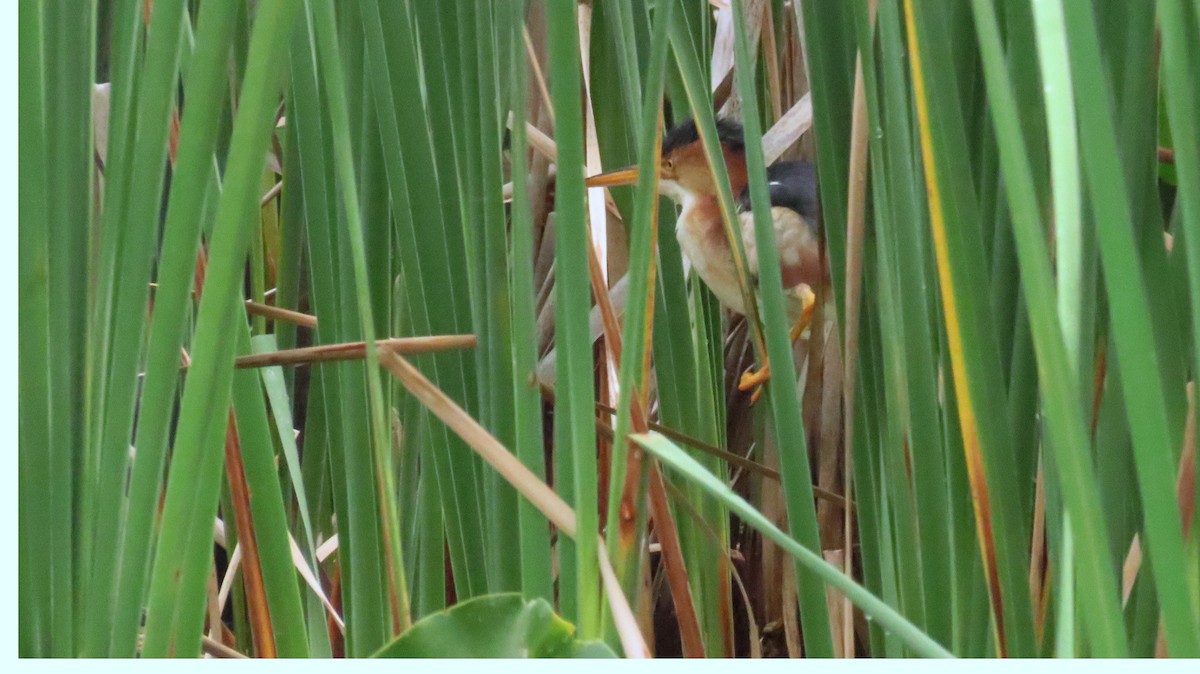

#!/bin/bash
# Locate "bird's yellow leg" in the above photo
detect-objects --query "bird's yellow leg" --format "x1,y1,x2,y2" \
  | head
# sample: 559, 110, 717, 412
738, 286, 817, 403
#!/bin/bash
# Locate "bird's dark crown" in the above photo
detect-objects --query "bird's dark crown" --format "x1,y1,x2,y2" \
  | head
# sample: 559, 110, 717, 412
661, 117, 746, 156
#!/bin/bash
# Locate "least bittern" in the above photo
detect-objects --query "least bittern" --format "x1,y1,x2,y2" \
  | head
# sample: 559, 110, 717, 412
587, 118, 823, 400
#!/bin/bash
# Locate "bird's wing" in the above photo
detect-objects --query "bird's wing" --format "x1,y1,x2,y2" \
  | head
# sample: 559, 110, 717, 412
736, 161, 822, 290
736, 161, 820, 222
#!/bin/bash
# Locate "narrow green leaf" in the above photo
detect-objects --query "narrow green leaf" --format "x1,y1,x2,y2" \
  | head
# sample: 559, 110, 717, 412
906, 0, 1037, 654
114, 0, 237, 653
507, 0, 554, 605
18, 0, 53, 656
83, 0, 187, 655
39, 0, 96, 656
730, 1, 833, 657
1159, 0, 1200, 481
602, 0, 674, 607
472, 0, 522, 594
968, 0, 1127, 654
140, 0, 300, 656
546, 0, 600, 638
310, 0, 410, 638
358, 0, 490, 602
1063, 1, 1200, 655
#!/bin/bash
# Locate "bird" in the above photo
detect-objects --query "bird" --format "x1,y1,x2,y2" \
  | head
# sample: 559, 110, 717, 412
586, 117, 824, 400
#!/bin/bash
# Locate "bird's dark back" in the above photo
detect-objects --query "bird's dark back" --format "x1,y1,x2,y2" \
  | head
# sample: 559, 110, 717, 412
736, 160, 820, 227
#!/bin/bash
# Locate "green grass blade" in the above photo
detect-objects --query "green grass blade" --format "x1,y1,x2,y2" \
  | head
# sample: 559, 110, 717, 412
275, 116, 306, 361
730, 2, 834, 657
86, 0, 138, 509
968, 0, 1128, 654
113, 0, 237, 654
140, 0, 300, 656
1160, 0, 1200, 458
470, 0, 522, 595
847, 1, 957, 651
795, 1, 856, 320
850, 2, 939, 645
601, 0, 673, 609
546, 0, 600, 638
18, 0, 53, 656
291, 6, 391, 654
507, 0, 554, 605
1062, 1, 1200, 655
82, 0, 187, 655
39, 0, 97, 656
289, 13, 390, 653
310, 0, 410, 636
357, 0, 489, 602
1030, 0, 1083, 370
600, 0, 642, 126
905, 0, 1037, 655
416, 424, 447, 616
666, 6, 762, 355
1055, 515, 1075, 657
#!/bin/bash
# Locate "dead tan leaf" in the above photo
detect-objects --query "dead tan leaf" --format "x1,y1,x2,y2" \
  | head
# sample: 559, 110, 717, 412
762, 93, 813, 164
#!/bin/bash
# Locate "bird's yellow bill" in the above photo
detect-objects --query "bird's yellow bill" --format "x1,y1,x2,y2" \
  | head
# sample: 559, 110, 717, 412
585, 166, 639, 188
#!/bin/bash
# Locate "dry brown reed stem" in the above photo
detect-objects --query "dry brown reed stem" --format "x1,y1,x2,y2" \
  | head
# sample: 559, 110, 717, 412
222, 410, 276, 658
149, 282, 317, 327
243, 300, 316, 328
1122, 382, 1197, 619
840, 0, 875, 655
234, 335, 477, 369
522, 25, 554, 127
260, 180, 283, 207
201, 635, 248, 659
205, 564, 223, 648
762, 93, 813, 164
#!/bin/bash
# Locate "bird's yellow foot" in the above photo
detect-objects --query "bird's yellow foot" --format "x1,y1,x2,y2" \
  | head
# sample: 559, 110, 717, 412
739, 362, 772, 404
738, 286, 817, 405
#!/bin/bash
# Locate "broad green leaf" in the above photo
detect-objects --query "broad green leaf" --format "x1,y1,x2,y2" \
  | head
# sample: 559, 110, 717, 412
374, 594, 617, 658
